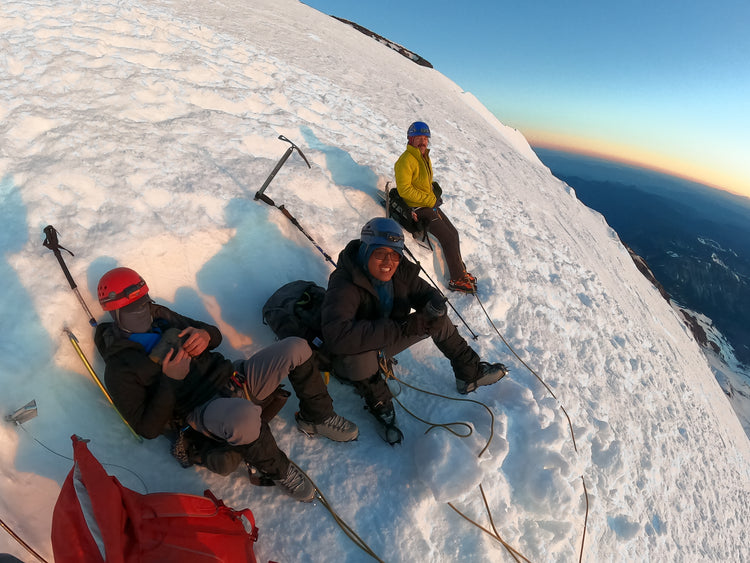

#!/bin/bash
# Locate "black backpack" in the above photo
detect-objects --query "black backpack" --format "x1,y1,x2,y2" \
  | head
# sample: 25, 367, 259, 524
262, 280, 330, 366
386, 183, 442, 251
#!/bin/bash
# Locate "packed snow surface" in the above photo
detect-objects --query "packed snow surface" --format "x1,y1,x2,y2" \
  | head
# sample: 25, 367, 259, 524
1, 0, 748, 561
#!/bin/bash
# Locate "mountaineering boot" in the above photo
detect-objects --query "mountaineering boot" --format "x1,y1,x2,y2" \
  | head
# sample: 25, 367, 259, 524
456, 361, 509, 395
353, 372, 394, 415
295, 412, 359, 442
273, 462, 316, 503
353, 372, 403, 444
246, 463, 276, 487
240, 423, 289, 481
448, 272, 477, 294
369, 405, 404, 445
170, 427, 202, 468
170, 427, 243, 476
435, 328, 481, 383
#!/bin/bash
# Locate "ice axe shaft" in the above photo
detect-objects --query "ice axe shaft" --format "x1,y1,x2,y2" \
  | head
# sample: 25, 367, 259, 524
254, 135, 310, 201
65, 328, 143, 442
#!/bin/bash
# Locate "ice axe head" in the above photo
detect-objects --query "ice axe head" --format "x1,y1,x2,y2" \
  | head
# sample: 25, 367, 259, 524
277, 135, 310, 169
5, 400, 38, 425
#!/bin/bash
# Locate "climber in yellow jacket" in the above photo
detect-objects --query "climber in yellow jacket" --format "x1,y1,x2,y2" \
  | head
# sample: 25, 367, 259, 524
394, 121, 477, 293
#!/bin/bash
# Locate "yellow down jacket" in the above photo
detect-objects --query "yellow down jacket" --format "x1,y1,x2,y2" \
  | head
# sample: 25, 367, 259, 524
394, 144, 437, 208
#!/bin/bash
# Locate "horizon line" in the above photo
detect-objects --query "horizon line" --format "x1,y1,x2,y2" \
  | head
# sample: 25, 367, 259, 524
522, 135, 750, 201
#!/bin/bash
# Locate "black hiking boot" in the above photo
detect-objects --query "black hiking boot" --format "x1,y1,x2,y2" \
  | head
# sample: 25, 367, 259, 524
352, 372, 403, 444
170, 427, 200, 468
353, 372, 394, 415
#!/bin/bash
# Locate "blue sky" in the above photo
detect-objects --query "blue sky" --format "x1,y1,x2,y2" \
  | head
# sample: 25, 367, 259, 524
302, 1, 750, 198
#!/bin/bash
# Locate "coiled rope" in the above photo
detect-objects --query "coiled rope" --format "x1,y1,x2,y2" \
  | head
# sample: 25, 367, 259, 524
385, 370, 530, 562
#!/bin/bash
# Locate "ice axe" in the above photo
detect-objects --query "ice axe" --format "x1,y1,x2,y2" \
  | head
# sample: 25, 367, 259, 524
254, 134, 311, 204
5, 400, 38, 425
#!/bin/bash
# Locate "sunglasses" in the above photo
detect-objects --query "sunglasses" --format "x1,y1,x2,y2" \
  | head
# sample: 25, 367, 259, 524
371, 249, 401, 262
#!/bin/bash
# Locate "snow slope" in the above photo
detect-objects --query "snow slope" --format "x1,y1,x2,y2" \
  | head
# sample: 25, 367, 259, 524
1, 0, 748, 561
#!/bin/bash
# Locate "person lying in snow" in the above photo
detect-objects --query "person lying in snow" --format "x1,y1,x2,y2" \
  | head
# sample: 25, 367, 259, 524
94, 267, 357, 502
394, 121, 477, 294
320, 218, 507, 442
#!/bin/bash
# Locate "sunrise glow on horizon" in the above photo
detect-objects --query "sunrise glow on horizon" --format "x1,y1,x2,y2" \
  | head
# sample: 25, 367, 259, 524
525, 131, 750, 200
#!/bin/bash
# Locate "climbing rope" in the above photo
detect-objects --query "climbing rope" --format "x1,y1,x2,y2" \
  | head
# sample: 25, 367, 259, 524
384, 370, 530, 562
470, 292, 590, 562
291, 461, 384, 563
387, 373, 494, 457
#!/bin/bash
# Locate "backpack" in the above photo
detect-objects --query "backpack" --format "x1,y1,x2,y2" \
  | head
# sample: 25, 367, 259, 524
51, 435, 263, 563
262, 280, 328, 365
385, 185, 437, 250
262, 280, 331, 371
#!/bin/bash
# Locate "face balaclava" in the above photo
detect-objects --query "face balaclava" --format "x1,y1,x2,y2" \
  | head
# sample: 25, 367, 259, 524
112, 294, 153, 334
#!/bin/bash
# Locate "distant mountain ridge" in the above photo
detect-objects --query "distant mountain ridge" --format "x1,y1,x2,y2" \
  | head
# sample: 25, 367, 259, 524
330, 16, 433, 68
534, 148, 750, 367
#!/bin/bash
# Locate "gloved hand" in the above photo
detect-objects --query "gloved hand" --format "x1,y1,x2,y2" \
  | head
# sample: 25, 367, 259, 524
401, 312, 429, 337
432, 182, 443, 207
422, 294, 447, 320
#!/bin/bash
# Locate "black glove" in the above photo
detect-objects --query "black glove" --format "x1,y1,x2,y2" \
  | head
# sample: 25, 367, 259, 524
432, 182, 443, 207
422, 294, 447, 320
401, 312, 429, 337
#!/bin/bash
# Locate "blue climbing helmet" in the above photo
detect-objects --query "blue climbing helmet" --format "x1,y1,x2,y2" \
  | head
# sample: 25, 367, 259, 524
407, 121, 430, 138
360, 218, 405, 256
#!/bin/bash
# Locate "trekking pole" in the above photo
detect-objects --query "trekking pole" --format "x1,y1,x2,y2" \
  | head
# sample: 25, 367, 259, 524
64, 328, 143, 443
403, 245, 478, 340
42, 225, 98, 327
254, 135, 311, 201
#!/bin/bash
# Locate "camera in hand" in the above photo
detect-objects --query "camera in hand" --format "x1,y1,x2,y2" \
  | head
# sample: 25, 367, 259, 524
149, 328, 185, 364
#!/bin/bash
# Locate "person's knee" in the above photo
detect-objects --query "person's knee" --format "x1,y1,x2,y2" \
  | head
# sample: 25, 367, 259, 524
277, 336, 313, 368
333, 352, 379, 382
217, 401, 262, 445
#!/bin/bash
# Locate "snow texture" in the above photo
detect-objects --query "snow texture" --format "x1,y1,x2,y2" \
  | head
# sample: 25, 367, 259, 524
0, 0, 748, 561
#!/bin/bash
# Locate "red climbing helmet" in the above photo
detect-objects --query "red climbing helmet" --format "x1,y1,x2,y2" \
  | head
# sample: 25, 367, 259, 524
97, 267, 149, 311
